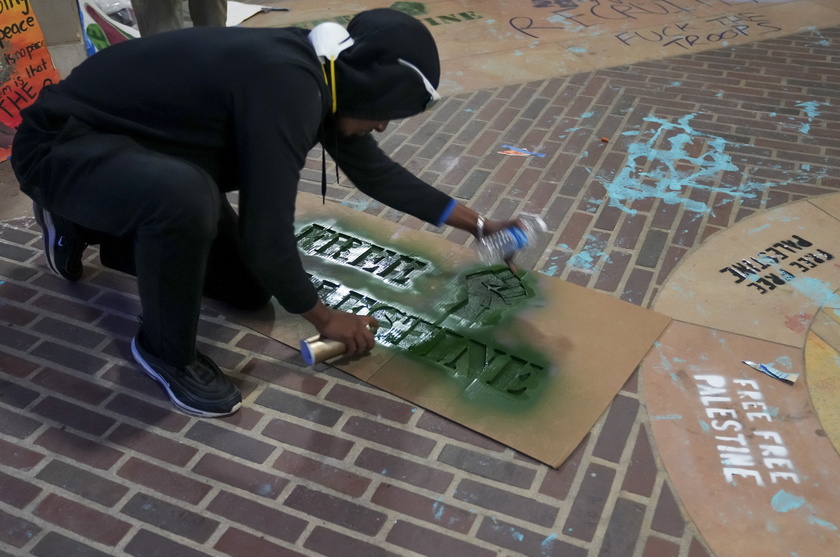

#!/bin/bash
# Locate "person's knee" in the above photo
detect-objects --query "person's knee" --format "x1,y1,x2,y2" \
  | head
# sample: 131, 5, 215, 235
144, 165, 220, 239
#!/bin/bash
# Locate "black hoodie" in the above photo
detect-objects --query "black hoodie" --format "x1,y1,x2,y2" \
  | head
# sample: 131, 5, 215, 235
12, 13, 453, 315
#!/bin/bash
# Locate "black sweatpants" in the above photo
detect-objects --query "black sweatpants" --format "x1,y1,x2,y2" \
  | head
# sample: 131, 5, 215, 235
15, 128, 271, 365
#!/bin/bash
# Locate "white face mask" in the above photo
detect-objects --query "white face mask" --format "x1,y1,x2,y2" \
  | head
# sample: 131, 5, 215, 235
308, 22, 354, 61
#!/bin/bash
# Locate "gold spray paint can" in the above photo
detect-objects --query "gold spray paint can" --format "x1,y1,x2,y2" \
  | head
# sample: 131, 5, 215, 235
300, 336, 346, 366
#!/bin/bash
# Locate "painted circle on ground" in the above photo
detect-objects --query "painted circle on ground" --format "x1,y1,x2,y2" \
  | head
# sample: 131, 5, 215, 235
642, 195, 840, 556
804, 305, 840, 453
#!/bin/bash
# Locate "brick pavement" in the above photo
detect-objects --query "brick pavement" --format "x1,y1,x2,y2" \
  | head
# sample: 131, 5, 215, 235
1, 26, 839, 557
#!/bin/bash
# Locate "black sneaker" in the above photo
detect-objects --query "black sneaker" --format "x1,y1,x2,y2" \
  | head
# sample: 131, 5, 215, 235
131, 331, 242, 417
32, 202, 87, 281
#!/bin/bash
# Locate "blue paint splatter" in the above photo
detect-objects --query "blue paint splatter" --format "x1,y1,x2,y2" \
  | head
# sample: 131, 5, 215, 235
808, 516, 838, 531
432, 500, 445, 521
602, 114, 768, 214
795, 101, 824, 135
788, 277, 840, 307
699, 420, 710, 432
541, 534, 559, 555
796, 101, 821, 120
771, 490, 805, 512
650, 414, 682, 420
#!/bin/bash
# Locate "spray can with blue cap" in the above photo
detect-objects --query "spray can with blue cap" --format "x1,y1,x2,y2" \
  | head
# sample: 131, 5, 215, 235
475, 214, 547, 266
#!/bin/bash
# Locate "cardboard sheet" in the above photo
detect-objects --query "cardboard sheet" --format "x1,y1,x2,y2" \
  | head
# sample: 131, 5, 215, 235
225, 193, 670, 467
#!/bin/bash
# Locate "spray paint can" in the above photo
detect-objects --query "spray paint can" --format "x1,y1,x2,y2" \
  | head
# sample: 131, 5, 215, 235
300, 336, 346, 366
476, 214, 547, 264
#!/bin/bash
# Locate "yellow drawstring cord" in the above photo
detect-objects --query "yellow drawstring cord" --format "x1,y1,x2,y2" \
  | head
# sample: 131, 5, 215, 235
319, 58, 338, 114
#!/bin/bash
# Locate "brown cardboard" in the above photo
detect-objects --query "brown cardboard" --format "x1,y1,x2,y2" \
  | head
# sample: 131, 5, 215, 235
224, 192, 670, 467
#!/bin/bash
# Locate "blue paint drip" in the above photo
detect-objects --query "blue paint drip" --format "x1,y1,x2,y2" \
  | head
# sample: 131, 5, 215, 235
771, 490, 805, 513
808, 516, 838, 531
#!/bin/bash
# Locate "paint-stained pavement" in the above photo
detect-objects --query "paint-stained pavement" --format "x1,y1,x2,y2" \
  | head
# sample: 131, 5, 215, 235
1, 18, 840, 557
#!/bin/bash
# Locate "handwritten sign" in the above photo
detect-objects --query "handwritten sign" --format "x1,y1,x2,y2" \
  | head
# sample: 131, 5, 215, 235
0, 0, 59, 159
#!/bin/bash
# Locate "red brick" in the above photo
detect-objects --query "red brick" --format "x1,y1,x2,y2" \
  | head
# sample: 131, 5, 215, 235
0, 469, 41, 508
261, 416, 354, 459
688, 536, 714, 557
372, 482, 476, 534
563, 463, 616, 541
592, 394, 639, 463
215, 527, 308, 557
476, 516, 587, 557
236, 332, 301, 361
208, 490, 308, 542
539, 434, 589, 501
193, 452, 288, 499
284, 484, 386, 536
125, 529, 210, 557
652, 481, 685, 538
240, 357, 327, 395
35, 493, 131, 546
642, 536, 681, 557
273, 449, 370, 497
184, 420, 275, 464
0, 303, 37, 326
36, 427, 124, 470
29, 340, 108, 375
342, 415, 436, 457
36, 460, 128, 507
0, 348, 39, 378
325, 383, 416, 423
621, 268, 653, 305
32, 396, 116, 436
32, 293, 104, 323
621, 426, 657, 497
454, 478, 558, 528
304, 525, 400, 557
32, 367, 112, 405
0, 437, 45, 470
386, 520, 496, 557
118, 456, 211, 504
107, 423, 197, 466
0, 507, 40, 548
599, 497, 646, 556
415, 411, 506, 453
355, 447, 454, 493
30, 532, 109, 557
437, 444, 536, 488
121, 492, 219, 543
105, 393, 191, 432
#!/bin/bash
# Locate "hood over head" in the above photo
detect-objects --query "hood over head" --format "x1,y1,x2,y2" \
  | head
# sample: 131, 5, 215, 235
331, 8, 440, 120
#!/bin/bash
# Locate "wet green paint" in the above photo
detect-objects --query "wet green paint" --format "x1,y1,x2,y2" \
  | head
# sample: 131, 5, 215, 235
297, 221, 554, 412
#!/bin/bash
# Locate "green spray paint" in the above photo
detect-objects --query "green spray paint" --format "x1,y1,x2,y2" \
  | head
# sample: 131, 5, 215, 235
297, 222, 553, 411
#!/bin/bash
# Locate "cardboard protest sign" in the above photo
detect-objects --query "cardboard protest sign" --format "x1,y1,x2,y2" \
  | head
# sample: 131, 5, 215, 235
0, 1, 61, 159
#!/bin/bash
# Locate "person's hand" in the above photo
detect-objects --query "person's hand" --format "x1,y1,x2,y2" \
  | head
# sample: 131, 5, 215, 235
302, 301, 379, 356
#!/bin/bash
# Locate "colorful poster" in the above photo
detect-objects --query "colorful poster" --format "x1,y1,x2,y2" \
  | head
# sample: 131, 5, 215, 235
0, 1, 61, 159
77, 0, 139, 55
